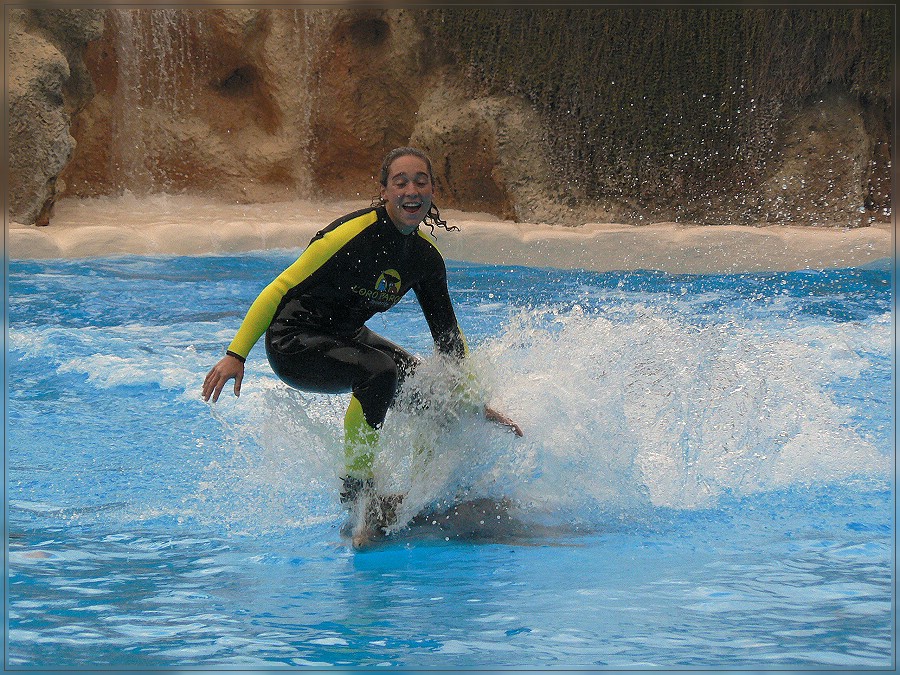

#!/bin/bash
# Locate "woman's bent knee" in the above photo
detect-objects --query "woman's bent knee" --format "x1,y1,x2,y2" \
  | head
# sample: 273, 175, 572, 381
353, 353, 400, 427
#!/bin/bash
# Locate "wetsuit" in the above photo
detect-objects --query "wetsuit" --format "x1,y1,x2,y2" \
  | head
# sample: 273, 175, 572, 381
224, 206, 468, 478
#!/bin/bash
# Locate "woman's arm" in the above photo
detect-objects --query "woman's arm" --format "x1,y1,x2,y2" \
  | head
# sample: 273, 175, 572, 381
485, 405, 524, 436
413, 254, 523, 437
202, 251, 315, 402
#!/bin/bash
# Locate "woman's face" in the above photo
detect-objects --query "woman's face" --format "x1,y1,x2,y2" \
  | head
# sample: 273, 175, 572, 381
381, 154, 434, 235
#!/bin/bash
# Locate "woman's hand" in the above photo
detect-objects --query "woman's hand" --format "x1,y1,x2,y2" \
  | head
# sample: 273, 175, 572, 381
202, 354, 245, 403
484, 405, 524, 437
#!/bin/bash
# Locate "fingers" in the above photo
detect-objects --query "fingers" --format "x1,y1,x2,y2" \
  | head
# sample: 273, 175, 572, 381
202, 356, 244, 403
484, 406, 524, 437
202, 373, 214, 401
202, 368, 224, 402
500, 416, 524, 437
504, 418, 523, 436
203, 370, 225, 403
202, 371, 216, 402
211, 378, 225, 403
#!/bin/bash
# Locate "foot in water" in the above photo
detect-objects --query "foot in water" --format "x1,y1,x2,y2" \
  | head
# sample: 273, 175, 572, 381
341, 476, 404, 549
350, 493, 404, 549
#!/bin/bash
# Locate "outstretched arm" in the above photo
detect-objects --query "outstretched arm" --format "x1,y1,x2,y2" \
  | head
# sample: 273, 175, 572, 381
202, 354, 245, 402
203, 231, 340, 404
485, 405, 524, 437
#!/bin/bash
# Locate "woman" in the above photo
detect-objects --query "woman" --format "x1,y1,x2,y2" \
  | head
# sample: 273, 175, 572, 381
203, 147, 522, 511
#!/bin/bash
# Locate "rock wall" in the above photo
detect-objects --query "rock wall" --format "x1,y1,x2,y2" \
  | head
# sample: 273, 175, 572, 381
700, 87, 892, 228
8, 7, 893, 228
60, 8, 319, 202
756, 88, 877, 226
7, 8, 104, 225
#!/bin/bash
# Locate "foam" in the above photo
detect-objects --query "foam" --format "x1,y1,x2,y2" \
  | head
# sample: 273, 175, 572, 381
190, 305, 890, 531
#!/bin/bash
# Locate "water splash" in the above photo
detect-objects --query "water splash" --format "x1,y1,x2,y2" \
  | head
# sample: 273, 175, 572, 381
476, 305, 889, 514
11, 254, 887, 535
192, 303, 889, 534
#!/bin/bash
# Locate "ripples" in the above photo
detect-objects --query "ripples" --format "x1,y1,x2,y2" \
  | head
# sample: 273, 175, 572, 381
6, 255, 893, 669
8, 528, 246, 666
7, 492, 892, 669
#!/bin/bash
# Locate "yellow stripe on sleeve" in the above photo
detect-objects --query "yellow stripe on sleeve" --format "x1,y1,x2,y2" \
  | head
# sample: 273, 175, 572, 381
226, 210, 378, 359
416, 227, 441, 251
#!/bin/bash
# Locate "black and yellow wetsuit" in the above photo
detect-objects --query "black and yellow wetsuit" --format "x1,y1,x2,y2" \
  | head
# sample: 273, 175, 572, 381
224, 206, 468, 478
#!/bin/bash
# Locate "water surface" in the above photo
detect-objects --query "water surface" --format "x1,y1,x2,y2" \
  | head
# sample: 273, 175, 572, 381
7, 252, 893, 669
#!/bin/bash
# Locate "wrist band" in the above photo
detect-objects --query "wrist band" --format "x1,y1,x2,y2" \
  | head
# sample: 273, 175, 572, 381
225, 350, 246, 363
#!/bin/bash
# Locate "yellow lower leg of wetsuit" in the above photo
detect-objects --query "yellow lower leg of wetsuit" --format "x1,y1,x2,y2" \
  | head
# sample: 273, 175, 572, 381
343, 395, 378, 480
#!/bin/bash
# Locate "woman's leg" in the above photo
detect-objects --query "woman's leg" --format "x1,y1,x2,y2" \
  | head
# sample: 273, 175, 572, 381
265, 326, 419, 481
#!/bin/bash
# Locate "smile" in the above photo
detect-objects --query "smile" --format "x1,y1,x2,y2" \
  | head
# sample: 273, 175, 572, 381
401, 201, 423, 213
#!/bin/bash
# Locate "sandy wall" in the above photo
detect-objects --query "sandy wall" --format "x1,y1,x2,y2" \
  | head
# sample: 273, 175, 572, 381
7, 196, 893, 273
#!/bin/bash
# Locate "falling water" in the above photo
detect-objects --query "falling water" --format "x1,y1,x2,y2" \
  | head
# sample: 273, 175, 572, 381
109, 8, 208, 194
108, 8, 326, 196
291, 8, 327, 182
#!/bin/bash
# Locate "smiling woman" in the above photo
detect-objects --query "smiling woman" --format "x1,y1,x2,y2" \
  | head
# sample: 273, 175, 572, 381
381, 154, 432, 234
372, 146, 459, 237
201, 146, 522, 548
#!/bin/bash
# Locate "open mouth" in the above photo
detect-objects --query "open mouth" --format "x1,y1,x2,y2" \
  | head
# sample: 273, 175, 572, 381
401, 200, 423, 214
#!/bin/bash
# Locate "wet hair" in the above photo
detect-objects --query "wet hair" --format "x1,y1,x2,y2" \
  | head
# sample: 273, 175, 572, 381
371, 146, 460, 236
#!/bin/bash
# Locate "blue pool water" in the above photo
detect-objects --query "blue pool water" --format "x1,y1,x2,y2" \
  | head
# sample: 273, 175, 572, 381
6, 250, 894, 669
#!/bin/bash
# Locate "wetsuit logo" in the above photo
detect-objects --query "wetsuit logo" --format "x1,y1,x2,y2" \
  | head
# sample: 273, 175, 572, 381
375, 269, 401, 295
351, 269, 402, 307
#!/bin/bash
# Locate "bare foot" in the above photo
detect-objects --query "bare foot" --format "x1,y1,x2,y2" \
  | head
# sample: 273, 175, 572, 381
352, 525, 379, 549
349, 492, 405, 550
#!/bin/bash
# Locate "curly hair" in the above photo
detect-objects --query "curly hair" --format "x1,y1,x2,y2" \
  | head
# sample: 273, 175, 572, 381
371, 146, 460, 237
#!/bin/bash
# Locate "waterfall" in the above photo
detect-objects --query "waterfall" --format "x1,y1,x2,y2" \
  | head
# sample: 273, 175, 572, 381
106, 8, 327, 198
109, 8, 207, 195
291, 8, 328, 195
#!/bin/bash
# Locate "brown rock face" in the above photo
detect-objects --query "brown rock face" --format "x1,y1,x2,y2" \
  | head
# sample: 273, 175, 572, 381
9, 7, 892, 227
7, 8, 104, 225
61, 8, 317, 202
310, 9, 425, 200
411, 78, 518, 221
757, 88, 877, 227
